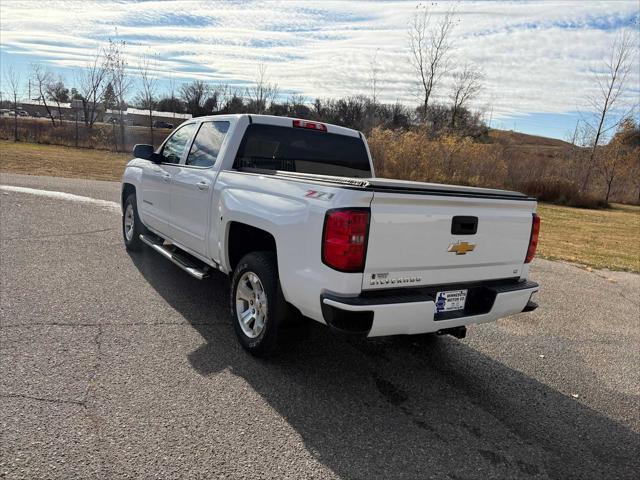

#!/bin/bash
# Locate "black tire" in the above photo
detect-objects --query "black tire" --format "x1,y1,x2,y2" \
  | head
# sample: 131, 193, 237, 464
230, 252, 286, 357
122, 193, 148, 251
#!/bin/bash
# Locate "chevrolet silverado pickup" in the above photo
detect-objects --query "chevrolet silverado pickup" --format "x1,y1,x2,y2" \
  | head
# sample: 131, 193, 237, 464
121, 114, 540, 356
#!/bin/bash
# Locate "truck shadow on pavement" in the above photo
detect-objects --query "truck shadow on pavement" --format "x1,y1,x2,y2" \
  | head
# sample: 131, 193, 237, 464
128, 251, 639, 480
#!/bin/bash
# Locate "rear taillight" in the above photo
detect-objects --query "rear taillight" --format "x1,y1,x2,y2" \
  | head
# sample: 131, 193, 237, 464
293, 119, 327, 131
525, 213, 540, 263
322, 209, 370, 272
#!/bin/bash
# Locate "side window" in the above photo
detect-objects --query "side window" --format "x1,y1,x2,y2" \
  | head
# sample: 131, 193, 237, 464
160, 123, 197, 164
186, 121, 230, 167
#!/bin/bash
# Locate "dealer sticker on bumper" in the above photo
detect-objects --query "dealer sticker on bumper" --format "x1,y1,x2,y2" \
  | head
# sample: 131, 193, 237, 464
435, 289, 468, 313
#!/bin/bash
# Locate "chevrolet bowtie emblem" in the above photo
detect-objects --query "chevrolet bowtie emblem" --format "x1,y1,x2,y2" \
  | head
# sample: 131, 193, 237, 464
448, 241, 476, 255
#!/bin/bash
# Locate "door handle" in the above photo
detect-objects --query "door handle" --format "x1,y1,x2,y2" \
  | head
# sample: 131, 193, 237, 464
162, 173, 171, 182
196, 181, 209, 191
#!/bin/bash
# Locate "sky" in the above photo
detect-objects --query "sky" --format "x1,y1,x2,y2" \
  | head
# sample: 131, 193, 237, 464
0, 0, 638, 140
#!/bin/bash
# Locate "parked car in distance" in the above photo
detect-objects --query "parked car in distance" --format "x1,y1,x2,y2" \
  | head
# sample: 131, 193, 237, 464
121, 114, 540, 357
153, 121, 174, 129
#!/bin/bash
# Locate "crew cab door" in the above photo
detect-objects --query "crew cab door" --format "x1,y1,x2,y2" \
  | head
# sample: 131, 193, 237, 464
168, 120, 231, 257
139, 122, 197, 234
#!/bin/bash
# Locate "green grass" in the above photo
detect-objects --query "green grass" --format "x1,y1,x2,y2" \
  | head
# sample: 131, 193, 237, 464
1, 140, 639, 272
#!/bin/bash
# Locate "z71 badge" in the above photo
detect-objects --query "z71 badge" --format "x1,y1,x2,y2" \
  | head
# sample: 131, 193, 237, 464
305, 190, 335, 201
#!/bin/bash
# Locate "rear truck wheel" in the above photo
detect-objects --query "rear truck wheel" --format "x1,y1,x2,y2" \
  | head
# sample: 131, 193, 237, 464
122, 193, 148, 251
230, 252, 286, 357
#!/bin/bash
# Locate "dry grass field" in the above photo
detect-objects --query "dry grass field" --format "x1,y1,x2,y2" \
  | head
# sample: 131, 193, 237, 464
1, 140, 638, 272
537, 203, 640, 273
0, 140, 128, 181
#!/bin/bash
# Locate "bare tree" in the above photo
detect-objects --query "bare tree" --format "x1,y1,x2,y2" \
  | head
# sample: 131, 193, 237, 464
450, 64, 482, 129
408, 5, 456, 117
106, 39, 133, 152
180, 80, 210, 116
369, 50, 381, 105
246, 64, 278, 114
46, 77, 70, 120
168, 76, 177, 117
581, 30, 637, 192
138, 53, 159, 144
32, 64, 56, 126
215, 82, 231, 112
367, 50, 381, 131
600, 117, 639, 204
3, 66, 21, 141
77, 47, 110, 127
599, 140, 624, 204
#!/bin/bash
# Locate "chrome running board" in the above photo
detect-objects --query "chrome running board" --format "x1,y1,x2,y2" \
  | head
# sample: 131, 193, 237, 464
139, 234, 210, 280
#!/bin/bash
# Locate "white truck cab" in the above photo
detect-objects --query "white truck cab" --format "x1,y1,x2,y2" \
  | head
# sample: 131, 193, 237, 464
122, 114, 540, 356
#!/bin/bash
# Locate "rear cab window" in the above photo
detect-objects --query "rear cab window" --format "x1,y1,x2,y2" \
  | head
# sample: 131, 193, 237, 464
233, 124, 372, 178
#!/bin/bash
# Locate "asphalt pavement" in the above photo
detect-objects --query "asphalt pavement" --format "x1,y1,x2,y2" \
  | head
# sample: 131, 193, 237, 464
1, 172, 638, 479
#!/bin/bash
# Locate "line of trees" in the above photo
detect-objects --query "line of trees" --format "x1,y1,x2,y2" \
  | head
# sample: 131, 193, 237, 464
2, 6, 490, 141
1, 7, 637, 206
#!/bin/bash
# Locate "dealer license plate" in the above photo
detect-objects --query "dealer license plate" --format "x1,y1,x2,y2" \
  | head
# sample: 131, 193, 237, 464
435, 289, 467, 313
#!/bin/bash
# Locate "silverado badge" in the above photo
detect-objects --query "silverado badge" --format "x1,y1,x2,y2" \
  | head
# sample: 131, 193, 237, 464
448, 241, 476, 255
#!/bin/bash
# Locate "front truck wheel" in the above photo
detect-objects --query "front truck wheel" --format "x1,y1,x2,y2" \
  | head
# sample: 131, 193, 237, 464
122, 193, 148, 251
230, 252, 287, 357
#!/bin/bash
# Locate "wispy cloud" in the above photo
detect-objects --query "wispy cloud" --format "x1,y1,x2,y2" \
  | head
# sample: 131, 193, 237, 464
1, 0, 638, 122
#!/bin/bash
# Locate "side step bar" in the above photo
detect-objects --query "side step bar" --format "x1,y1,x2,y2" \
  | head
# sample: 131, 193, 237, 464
139, 234, 210, 280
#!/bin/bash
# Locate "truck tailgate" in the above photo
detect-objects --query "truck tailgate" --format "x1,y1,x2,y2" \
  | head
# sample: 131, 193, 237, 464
362, 184, 536, 290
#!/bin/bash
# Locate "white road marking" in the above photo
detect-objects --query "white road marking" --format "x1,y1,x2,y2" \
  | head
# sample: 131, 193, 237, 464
0, 185, 120, 213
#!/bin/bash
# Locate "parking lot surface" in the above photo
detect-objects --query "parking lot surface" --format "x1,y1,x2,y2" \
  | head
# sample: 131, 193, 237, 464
1, 173, 638, 479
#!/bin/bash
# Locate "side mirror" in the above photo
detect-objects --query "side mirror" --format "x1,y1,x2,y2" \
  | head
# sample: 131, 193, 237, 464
133, 144, 160, 163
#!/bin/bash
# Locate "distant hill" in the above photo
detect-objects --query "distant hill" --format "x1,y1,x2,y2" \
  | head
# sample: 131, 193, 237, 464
483, 129, 574, 163
486, 129, 573, 148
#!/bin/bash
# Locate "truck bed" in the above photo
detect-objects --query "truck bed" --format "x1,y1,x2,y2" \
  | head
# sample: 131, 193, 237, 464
240, 170, 532, 201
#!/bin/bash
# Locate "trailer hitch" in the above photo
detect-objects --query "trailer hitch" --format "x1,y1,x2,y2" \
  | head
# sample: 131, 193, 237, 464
437, 326, 467, 339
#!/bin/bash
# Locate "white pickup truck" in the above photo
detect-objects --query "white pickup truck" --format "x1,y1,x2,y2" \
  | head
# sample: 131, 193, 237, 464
121, 114, 540, 356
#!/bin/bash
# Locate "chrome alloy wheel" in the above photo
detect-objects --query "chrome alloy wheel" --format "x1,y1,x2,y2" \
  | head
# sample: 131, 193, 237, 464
235, 271, 268, 338
124, 203, 135, 241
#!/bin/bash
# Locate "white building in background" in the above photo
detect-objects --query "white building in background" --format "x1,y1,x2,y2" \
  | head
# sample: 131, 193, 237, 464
14, 98, 192, 127
104, 107, 192, 127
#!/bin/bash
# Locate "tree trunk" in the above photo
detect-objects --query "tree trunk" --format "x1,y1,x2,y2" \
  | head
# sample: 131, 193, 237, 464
605, 178, 613, 205
119, 110, 126, 153
88, 100, 96, 128
42, 97, 56, 127
82, 101, 90, 127
149, 109, 154, 146
423, 91, 429, 119
112, 122, 119, 153
13, 94, 18, 141
75, 111, 79, 147
582, 138, 601, 193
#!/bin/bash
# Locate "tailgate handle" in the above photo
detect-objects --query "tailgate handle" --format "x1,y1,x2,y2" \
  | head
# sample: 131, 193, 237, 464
451, 216, 478, 235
